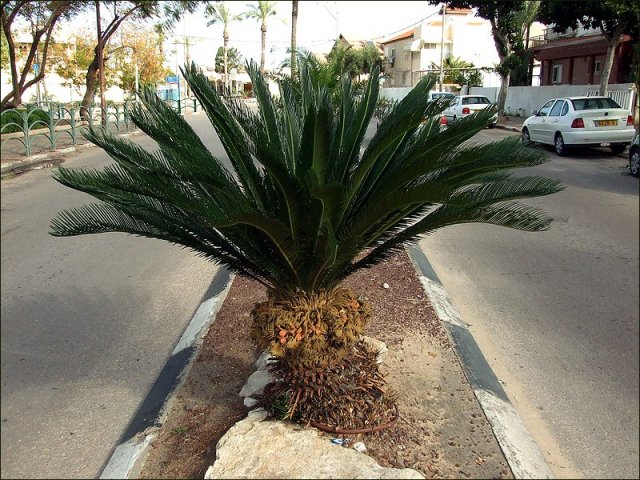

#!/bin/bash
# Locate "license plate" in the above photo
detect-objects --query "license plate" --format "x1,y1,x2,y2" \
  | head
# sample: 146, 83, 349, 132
595, 120, 617, 127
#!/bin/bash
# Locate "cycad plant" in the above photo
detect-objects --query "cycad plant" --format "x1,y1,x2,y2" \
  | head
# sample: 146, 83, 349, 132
51, 61, 562, 426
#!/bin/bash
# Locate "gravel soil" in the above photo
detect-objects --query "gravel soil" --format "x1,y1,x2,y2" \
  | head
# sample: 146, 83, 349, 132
135, 250, 513, 479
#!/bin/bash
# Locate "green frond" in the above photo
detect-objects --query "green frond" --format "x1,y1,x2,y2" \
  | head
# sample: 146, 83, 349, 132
51, 58, 562, 293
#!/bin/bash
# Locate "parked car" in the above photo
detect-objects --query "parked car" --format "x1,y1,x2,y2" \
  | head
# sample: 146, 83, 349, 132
521, 96, 635, 156
442, 95, 497, 128
629, 131, 639, 177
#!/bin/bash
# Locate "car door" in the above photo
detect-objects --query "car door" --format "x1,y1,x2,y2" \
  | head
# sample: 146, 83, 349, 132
443, 97, 460, 122
541, 100, 565, 144
528, 100, 556, 142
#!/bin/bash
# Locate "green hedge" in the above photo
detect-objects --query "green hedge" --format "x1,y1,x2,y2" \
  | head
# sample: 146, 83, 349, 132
1, 109, 51, 134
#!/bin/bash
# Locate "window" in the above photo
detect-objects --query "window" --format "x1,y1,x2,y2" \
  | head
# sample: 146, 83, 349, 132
594, 60, 601, 73
423, 43, 438, 49
538, 100, 556, 116
561, 102, 569, 116
552, 64, 562, 84
402, 71, 408, 86
549, 100, 564, 117
571, 97, 622, 110
461, 96, 492, 105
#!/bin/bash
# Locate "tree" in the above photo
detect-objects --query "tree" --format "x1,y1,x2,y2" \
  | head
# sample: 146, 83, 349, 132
290, 0, 298, 76
1, 25, 9, 69
116, 27, 171, 94
205, 2, 243, 91
79, 1, 200, 115
214, 46, 242, 73
1, 0, 86, 110
428, 1, 531, 116
51, 61, 562, 426
538, 0, 640, 96
50, 30, 119, 94
244, 1, 277, 73
430, 56, 483, 86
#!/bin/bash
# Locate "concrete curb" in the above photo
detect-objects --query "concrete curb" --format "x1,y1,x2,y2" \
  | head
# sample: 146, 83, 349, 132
99, 267, 234, 479
1, 130, 143, 178
496, 123, 522, 133
405, 244, 554, 480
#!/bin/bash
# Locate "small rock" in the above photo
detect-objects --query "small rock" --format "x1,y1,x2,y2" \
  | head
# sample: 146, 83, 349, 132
254, 351, 275, 371
243, 397, 259, 408
353, 441, 367, 453
239, 369, 273, 397
382, 283, 390, 289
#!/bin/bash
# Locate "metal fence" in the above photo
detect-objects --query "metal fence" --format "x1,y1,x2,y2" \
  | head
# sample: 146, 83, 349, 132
1, 101, 138, 157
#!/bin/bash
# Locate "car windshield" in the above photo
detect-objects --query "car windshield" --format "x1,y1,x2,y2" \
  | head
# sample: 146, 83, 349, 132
462, 96, 491, 105
571, 97, 622, 110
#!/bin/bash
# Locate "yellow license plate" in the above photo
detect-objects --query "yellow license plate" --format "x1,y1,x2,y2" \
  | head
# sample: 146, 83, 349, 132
595, 120, 617, 127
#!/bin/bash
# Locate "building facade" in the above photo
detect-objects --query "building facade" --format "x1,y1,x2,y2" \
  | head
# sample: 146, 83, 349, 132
531, 26, 634, 86
380, 8, 502, 88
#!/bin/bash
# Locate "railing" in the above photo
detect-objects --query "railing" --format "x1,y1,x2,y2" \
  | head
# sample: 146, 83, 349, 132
162, 97, 202, 115
1, 101, 138, 157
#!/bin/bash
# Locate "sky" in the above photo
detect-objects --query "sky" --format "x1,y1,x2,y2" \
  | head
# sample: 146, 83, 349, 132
160, 1, 443, 72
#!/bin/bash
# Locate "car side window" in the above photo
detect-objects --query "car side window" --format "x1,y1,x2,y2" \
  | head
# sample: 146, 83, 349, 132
549, 100, 564, 117
538, 100, 555, 117
561, 102, 569, 116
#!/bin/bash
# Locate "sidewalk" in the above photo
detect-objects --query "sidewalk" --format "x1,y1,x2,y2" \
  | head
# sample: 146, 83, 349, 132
496, 116, 523, 133
0, 123, 142, 177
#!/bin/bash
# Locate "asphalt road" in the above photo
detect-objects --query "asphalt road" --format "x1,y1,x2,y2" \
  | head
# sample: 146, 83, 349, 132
0, 113, 223, 478
418, 129, 639, 478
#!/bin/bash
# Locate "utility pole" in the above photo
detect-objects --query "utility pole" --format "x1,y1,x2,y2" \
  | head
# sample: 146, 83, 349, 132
439, 2, 446, 92
96, 0, 107, 125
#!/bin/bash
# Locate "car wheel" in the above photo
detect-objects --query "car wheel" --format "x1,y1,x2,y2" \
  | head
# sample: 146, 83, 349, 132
630, 148, 640, 177
610, 144, 626, 155
521, 128, 532, 146
488, 122, 496, 129
554, 133, 567, 156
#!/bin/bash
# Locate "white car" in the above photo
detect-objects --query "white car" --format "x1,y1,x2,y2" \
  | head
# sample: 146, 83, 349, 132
521, 96, 635, 156
442, 95, 497, 127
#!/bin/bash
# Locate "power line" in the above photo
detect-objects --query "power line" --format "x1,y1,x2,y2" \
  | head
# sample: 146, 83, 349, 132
371, 10, 440, 41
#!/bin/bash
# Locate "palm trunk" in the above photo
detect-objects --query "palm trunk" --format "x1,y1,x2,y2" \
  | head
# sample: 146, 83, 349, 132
260, 22, 267, 73
291, 0, 298, 77
223, 29, 229, 92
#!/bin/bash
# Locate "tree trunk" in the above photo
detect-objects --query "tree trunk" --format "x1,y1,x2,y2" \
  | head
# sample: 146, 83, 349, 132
81, 57, 99, 119
260, 22, 267, 73
291, 0, 298, 77
497, 71, 510, 116
599, 28, 623, 96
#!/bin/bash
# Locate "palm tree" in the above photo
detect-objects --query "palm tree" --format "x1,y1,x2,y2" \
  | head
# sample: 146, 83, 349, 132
205, 2, 243, 91
290, 1, 298, 76
244, 1, 277, 73
50, 62, 562, 426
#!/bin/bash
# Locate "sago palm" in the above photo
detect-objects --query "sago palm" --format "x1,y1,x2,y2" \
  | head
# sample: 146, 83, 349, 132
51, 61, 562, 426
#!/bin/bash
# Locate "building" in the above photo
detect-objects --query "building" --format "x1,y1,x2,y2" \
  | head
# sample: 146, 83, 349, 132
531, 26, 634, 86
380, 8, 501, 88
